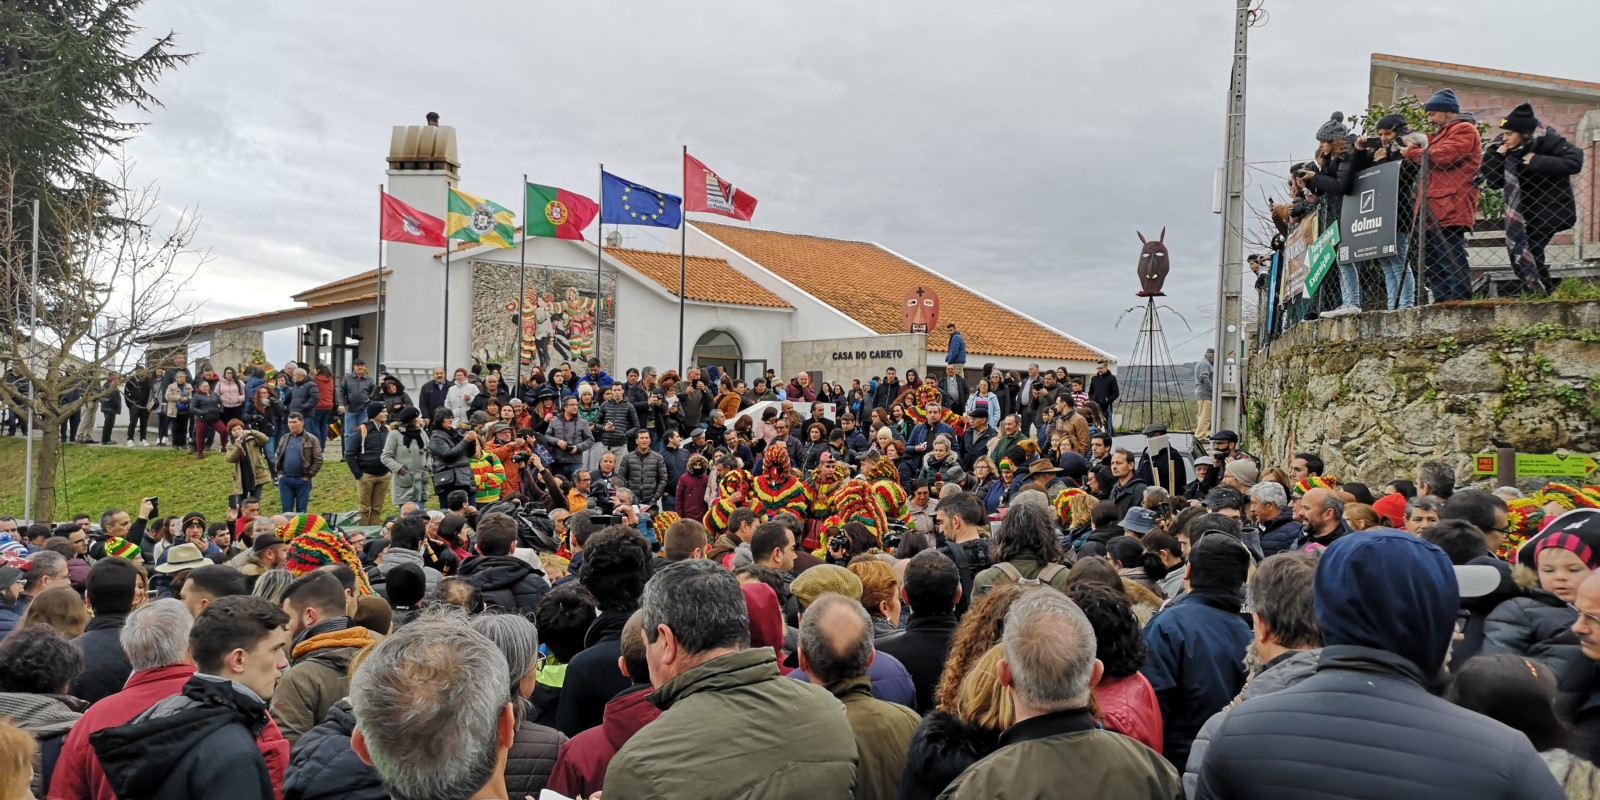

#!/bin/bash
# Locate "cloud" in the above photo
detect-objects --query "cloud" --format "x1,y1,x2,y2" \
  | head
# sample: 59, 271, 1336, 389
122, 0, 1600, 368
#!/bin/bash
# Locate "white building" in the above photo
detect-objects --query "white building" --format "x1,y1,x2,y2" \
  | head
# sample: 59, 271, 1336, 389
144, 116, 1114, 392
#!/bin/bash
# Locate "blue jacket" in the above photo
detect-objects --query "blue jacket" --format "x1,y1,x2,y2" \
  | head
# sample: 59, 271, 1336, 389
0, 599, 20, 639
1257, 509, 1303, 557
788, 649, 917, 709
906, 421, 954, 454
945, 330, 967, 364
1140, 588, 1251, 767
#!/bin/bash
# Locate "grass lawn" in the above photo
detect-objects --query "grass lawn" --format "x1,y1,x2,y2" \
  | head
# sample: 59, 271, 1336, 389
0, 436, 361, 522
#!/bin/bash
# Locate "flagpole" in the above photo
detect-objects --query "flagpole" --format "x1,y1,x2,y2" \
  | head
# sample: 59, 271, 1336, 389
678, 145, 688, 377
516, 174, 527, 388
443, 186, 452, 371
595, 163, 605, 368
375, 185, 385, 373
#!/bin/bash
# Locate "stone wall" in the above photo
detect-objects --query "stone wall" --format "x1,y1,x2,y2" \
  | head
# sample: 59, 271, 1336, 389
1247, 300, 1600, 488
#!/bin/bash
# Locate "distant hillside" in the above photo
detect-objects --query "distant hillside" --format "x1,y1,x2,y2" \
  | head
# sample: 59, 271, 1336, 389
1119, 361, 1201, 401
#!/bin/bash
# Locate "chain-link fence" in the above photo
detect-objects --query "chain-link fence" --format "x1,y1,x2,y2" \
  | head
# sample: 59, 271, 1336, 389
1254, 101, 1594, 345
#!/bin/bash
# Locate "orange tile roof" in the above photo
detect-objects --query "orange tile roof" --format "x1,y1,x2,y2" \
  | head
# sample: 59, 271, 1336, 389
1372, 53, 1600, 93
694, 222, 1108, 362
141, 293, 380, 342
293, 268, 390, 302
605, 247, 791, 309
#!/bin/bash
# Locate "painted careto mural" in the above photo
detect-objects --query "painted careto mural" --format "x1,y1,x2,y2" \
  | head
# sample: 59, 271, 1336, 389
472, 263, 616, 371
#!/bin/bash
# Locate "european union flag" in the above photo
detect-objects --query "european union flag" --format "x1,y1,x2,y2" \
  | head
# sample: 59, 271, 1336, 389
600, 172, 682, 229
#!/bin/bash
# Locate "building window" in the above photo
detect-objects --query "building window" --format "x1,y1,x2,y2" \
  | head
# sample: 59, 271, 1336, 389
693, 329, 742, 378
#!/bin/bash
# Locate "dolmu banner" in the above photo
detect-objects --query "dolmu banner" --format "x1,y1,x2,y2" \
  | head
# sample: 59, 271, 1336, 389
1338, 159, 1400, 264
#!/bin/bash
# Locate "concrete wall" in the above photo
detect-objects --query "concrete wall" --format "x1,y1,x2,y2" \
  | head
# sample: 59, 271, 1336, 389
1247, 299, 1600, 490
781, 334, 928, 387
207, 329, 265, 374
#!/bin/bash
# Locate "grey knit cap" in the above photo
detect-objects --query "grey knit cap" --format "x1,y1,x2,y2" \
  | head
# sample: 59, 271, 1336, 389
1315, 111, 1350, 142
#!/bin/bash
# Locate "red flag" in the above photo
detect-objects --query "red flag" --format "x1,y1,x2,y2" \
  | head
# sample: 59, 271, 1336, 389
380, 192, 447, 246
683, 153, 758, 221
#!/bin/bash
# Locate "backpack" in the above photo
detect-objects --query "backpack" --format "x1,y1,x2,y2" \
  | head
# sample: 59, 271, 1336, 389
992, 561, 1066, 588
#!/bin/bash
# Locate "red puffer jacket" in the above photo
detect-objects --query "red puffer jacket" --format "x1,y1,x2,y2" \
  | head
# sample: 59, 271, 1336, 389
314, 374, 335, 411
1094, 671, 1165, 755
1407, 116, 1482, 230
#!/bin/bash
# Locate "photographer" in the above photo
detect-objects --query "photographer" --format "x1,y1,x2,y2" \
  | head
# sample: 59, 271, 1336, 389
1346, 114, 1426, 309
486, 420, 530, 497
223, 419, 271, 510
1481, 103, 1585, 295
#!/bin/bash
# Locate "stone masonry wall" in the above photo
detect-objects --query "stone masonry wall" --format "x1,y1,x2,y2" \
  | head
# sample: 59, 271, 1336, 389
1247, 300, 1600, 489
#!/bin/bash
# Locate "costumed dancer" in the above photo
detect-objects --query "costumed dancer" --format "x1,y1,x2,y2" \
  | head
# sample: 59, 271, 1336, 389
704, 468, 761, 536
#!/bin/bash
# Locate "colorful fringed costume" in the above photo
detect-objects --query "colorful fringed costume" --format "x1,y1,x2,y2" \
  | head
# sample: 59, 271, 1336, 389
704, 468, 762, 535
803, 463, 850, 550
278, 513, 372, 595
651, 511, 681, 542
1053, 487, 1090, 528
754, 442, 812, 522
903, 384, 964, 436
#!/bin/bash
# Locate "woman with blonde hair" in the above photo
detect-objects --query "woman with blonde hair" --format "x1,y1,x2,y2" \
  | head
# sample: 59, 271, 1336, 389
901, 643, 1012, 798
1343, 502, 1381, 531
18, 585, 89, 638
0, 719, 37, 800
934, 584, 1024, 712
848, 556, 902, 639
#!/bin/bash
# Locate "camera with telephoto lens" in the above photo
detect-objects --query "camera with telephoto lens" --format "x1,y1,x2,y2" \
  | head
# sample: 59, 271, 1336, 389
588, 477, 618, 515
881, 521, 910, 552
511, 449, 532, 464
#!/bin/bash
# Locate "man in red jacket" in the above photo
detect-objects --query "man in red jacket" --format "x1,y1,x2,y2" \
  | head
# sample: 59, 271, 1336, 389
546, 610, 661, 798
50, 598, 291, 800
1405, 88, 1482, 302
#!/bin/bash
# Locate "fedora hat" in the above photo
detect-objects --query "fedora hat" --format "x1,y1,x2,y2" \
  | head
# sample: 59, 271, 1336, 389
1027, 459, 1064, 476
156, 542, 209, 574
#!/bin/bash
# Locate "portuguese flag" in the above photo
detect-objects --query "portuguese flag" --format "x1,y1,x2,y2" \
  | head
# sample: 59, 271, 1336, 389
446, 188, 516, 249
525, 183, 599, 240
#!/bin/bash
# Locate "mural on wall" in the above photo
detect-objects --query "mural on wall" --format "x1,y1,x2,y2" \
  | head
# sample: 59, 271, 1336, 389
472, 262, 616, 372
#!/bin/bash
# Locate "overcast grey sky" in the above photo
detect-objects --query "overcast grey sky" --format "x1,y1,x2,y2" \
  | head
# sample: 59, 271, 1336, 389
121, 0, 1600, 368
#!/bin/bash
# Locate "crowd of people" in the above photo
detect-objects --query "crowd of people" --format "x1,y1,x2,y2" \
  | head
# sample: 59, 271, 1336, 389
4, 339, 1600, 798
1263, 87, 1584, 333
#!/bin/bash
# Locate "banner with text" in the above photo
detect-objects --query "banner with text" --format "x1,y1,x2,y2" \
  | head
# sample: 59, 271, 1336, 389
1338, 159, 1401, 264
1279, 216, 1318, 301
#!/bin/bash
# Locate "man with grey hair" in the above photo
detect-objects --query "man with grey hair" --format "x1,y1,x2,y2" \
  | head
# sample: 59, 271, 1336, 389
1416, 460, 1455, 501
1250, 480, 1303, 558
3, 549, 70, 633
800, 592, 919, 800
941, 590, 1179, 798
351, 615, 516, 800
605, 560, 857, 798
54, 599, 205, 797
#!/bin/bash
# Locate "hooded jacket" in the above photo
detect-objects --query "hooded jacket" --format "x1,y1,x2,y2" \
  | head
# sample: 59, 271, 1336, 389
283, 698, 386, 800
603, 648, 857, 799
91, 674, 277, 800
0, 691, 84, 797
271, 621, 381, 746
1407, 114, 1482, 230
1482, 576, 1587, 702
548, 684, 661, 799
376, 546, 442, 595
459, 553, 551, 615
553, 609, 635, 736
1139, 587, 1251, 766
1193, 531, 1563, 799
50, 664, 290, 800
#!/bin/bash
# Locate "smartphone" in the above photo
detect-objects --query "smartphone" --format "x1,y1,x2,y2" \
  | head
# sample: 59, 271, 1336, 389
146, 496, 160, 517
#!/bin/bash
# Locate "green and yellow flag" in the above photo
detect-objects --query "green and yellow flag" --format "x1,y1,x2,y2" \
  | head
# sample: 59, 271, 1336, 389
446, 188, 516, 249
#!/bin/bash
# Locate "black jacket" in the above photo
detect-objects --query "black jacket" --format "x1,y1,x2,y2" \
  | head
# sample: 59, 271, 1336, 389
92, 674, 275, 800
283, 698, 387, 800
289, 379, 319, 415
552, 609, 634, 736
1481, 126, 1585, 232
345, 420, 390, 478
504, 718, 568, 798
1194, 646, 1563, 800
1135, 446, 1188, 496
458, 554, 551, 615
1109, 476, 1149, 520
190, 391, 223, 423
71, 613, 132, 705
937, 538, 993, 616
1482, 586, 1587, 700
427, 427, 474, 491
875, 613, 959, 713
1257, 509, 1304, 558
899, 710, 1000, 800
1087, 372, 1119, 408
417, 379, 449, 421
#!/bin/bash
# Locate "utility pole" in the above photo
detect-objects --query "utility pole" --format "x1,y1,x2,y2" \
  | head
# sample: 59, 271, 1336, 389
1212, 0, 1252, 437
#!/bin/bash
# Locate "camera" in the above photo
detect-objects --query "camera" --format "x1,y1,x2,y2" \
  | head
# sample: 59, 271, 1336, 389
828, 531, 850, 553
511, 450, 532, 464
588, 478, 618, 515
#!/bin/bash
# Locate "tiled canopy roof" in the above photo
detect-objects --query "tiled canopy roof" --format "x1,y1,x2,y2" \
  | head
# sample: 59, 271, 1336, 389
605, 247, 791, 309
694, 222, 1108, 362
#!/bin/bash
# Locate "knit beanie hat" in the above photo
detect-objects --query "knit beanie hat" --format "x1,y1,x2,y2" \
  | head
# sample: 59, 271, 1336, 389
397, 406, 420, 425
1372, 493, 1408, 528
181, 512, 207, 531
1315, 111, 1351, 142
791, 564, 864, 608
1423, 88, 1460, 113
276, 513, 328, 542
1293, 475, 1339, 497
1500, 103, 1538, 136
1225, 459, 1259, 487
1375, 113, 1410, 133
651, 511, 680, 541
365, 401, 386, 420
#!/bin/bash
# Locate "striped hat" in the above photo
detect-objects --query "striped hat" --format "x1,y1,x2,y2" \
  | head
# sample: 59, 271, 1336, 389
1293, 475, 1339, 496
1536, 483, 1600, 512
276, 512, 330, 542
651, 511, 680, 540
103, 537, 143, 560
282, 514, 372, 595
1053, 487, 1088, 527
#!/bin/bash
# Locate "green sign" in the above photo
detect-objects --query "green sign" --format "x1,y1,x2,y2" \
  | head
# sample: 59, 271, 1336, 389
1471, 452, 1597, 477
1304, 224, 1341, 298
